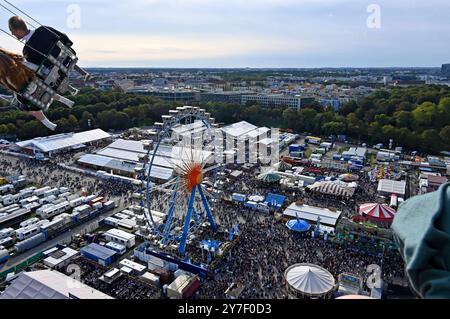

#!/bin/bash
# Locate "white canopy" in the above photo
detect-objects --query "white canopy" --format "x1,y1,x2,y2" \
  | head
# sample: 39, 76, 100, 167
248, 195, 265, 203
285, 264, 336, 297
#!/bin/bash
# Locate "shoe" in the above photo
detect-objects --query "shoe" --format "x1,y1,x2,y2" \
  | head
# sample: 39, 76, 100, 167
70, 88, 80, 96
78, 73, 92, 82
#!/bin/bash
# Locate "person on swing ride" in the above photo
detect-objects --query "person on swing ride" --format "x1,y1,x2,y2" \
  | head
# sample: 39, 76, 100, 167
0, 16, 90, 130
8, 16, 90, 80
0, 47, 58, 130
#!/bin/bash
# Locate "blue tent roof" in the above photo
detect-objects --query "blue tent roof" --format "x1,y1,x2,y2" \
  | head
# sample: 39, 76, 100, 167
264, 193, 286, 209
81, 243, 116, 260
286, 219, 311, 233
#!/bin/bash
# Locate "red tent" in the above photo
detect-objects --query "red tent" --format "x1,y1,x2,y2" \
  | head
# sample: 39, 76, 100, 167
359, 203, 397, 221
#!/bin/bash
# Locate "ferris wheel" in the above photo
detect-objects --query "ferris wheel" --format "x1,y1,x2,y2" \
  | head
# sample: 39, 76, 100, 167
136, 106, 225, 256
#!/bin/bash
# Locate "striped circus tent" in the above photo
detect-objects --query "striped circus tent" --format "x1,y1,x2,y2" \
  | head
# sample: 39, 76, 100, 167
307, 181, 356, 198
359, 203, 397, 220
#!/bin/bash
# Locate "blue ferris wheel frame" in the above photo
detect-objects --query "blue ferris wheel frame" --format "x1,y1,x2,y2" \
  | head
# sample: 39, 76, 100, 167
138, 110, 219, 256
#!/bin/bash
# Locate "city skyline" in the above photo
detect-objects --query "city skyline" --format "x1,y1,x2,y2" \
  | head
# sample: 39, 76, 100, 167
0, 0, 449, 68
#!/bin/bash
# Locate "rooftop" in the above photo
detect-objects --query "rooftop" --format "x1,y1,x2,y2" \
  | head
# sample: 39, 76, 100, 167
16, 129, 111, 153
377, 179, 407, 196
106, 228, 136, 241
0, 270, 113, 299
81, 243, 117, 260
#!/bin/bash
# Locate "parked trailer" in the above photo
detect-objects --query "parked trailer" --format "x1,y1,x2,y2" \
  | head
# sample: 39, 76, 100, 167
83, 195, 97, 204
0, 249, 10, 263
0, 204, 19, 215
0, 208, 31, 225
103, 217, 120, 227
14, 233, 47, 253
92, 202, 103, 210
0, 237, 14, 248
59, 187, 70, 194
20, 187, 37, 196
20, 196, 40, 206
90, 197, 105, 205
103, 201, 116, 211
0, 228, 15, 240
37, 201, 70, 219
74, 205, 94, 220
40, 218, 65, 234
58, 192, 72, 199
39, 195, 57, 205
2, 195, 15, 206
33, 186, 51, 197
20, 217, 40, 228
69, 197, 85, 208
16, 225, 42, 241
43, 188, 60, 198
23, 202, 41, 211
0, 184, 14, 195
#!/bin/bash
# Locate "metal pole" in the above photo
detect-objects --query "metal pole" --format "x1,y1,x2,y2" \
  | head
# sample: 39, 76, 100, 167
179, 187, 197, 256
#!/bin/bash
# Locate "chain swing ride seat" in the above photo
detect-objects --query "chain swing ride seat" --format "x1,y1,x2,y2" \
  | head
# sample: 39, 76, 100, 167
19, 40, 80, 112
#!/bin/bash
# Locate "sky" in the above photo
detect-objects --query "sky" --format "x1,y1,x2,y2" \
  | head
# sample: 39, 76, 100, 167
0, 0, 449, 68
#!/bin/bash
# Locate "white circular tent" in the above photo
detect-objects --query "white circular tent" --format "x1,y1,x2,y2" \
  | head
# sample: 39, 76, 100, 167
284, 263, 336, 299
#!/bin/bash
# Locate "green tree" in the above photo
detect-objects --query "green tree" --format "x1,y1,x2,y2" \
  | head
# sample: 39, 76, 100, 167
322, 121, 346, 136
393, 111, 412, 128
440, 126, 450, 146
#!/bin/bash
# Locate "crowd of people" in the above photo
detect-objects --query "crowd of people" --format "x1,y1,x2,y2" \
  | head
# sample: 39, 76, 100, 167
0, 143, 409, 300
196, 213, 406, 299
191, 165, 407, 299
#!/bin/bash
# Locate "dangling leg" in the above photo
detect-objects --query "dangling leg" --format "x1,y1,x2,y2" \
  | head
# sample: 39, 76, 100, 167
53, 94, 75, 108
67, 85, 79, 96
31, 111, 57, 131
74, 65, 91, 81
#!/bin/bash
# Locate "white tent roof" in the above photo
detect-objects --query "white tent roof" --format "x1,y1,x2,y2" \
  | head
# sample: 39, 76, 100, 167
221, 121, 258, 138
377, 179, 406, 196
16, 129, 110, 153
0, 270, 113, 299
283, 204, 341, 226
285, 264, 335, 296
108, 139, 147, 153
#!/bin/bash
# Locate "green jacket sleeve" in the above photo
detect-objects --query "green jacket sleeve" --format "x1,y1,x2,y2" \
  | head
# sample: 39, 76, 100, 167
391, 182, 450, 299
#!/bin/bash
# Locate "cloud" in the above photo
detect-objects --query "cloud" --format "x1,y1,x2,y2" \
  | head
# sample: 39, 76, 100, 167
1, 0, 449, 67
71, 32, 312, 65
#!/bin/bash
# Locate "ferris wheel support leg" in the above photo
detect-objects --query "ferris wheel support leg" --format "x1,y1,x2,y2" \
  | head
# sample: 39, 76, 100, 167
161, 188, 179, 245
180, 187, 197, 256
197, 185, 217, 232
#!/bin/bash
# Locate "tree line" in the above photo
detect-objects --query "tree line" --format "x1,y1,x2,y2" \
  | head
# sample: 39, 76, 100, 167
0, 85, 449, 154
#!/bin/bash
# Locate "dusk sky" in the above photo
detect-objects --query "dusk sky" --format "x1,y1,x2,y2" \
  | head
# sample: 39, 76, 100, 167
0, 0, 449, 68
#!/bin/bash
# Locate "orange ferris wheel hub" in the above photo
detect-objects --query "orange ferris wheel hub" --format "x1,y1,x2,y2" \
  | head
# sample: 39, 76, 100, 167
184, 163, 203, 191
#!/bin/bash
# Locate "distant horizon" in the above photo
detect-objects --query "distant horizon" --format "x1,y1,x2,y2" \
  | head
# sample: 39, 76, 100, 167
83, 65, 445, 70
